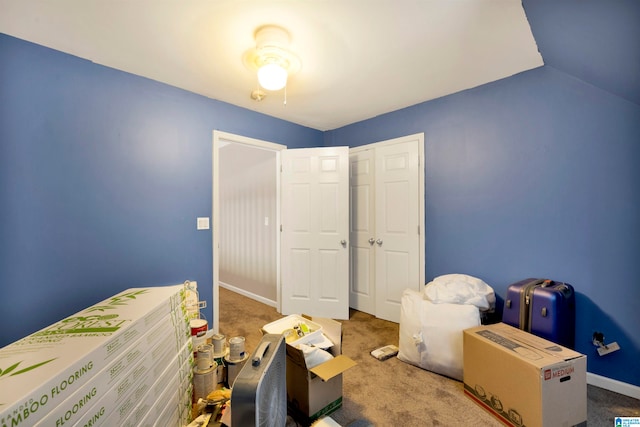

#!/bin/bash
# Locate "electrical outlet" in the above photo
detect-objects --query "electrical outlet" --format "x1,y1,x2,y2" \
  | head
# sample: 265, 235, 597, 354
597, 341, 620, 356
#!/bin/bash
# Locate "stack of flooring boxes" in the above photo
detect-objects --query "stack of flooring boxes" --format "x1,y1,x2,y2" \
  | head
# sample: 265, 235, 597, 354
0, 284, 194, 427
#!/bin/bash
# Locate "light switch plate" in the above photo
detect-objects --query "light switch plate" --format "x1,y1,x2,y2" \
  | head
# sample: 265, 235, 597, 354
197, 217, 210, 230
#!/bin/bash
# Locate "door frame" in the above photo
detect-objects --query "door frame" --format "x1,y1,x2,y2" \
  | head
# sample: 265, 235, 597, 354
212, 131, 425, 331
212, 130, 287, 333
349, 133, 426, 294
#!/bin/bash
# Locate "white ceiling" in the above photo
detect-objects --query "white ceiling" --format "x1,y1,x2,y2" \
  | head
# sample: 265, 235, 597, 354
0, 0, 544, 131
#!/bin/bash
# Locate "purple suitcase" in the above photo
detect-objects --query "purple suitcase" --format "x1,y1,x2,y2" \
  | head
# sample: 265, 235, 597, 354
502, 278, 575, 348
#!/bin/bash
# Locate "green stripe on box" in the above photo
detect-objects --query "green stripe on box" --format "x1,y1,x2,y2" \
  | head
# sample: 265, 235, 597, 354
309, 397, 343, 423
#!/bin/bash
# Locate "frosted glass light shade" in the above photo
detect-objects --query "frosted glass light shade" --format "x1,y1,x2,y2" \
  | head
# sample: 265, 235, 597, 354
258, 63, 288, 91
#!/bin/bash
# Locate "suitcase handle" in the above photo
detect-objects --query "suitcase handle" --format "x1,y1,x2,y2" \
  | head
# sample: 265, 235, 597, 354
556, 283, 571, 296
541, 279, 572, 296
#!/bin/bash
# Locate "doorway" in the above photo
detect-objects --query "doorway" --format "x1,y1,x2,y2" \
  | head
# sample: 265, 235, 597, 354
212, 131, 424, 331
212, 131, 286, 333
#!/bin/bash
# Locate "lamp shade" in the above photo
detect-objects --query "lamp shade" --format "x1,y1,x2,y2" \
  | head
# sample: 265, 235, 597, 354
257, 63, 288, 91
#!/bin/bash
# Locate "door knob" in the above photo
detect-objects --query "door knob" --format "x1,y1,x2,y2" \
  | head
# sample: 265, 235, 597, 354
341, 240, 347, 247
368, 238, 375, 245
376, 239, 383, 245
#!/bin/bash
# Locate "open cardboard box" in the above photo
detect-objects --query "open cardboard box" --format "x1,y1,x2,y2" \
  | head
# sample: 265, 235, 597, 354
463, 322, 586, 427
262, 314, 356, 425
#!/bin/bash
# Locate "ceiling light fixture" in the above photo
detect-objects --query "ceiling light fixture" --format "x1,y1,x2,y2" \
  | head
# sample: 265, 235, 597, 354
243, 25, 301, 93
258, 63, 288, 91
251, 89, 266, 102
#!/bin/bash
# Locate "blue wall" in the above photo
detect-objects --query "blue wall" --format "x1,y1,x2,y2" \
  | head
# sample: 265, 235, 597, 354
0, 34, 322, 347
2, 29, 640, 388
325, 66, 640, 387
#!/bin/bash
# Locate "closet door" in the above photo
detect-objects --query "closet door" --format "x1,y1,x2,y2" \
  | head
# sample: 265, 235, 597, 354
348, 134, 423, 323
374, 140, 420, 323
349, 149, 376, 314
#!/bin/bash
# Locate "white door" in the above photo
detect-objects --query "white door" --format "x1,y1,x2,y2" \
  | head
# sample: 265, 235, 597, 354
348, 134, 424, 323
349, 149, 376, 314
281, 146, 350, 319
374, 139, 421, 322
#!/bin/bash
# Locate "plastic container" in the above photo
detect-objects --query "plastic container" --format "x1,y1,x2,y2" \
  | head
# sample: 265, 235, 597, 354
262, 314, 324, 347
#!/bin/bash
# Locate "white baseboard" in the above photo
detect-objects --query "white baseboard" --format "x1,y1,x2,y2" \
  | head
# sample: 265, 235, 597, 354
587, 372, 640, 400
219, 281, 277, 308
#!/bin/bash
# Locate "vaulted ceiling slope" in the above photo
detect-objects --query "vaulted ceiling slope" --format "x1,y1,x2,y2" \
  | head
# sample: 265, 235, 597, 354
523, 0, 640, 107
1, 1, 637, 131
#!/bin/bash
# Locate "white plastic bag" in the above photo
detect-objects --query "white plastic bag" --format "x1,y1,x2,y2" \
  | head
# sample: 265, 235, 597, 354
297, 343, 333, 369
398, 288, 480, 380
424, 274, 496, 311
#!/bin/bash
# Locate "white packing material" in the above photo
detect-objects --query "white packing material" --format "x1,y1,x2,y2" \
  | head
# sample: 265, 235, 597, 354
423, 274, 496, 311
398, 288, 480, 381
297, 344, 334, 369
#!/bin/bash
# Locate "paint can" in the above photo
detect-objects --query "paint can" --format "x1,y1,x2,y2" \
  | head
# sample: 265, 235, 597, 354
190, 318, 208, 336
193, 364, 217, 402
212, 333, 226, 355
191, 319, 209, 356
211, 334, 228, 385
224, 353, 248, 388
228, 336, 246, 361
213, 354, 227, 385
196, 343, 214, 371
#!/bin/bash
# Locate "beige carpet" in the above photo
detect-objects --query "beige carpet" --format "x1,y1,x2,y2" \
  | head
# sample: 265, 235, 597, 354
218, 287, 640, 426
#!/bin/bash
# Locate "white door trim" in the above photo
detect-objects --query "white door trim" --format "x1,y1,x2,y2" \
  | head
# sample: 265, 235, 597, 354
212, 130, 286, 333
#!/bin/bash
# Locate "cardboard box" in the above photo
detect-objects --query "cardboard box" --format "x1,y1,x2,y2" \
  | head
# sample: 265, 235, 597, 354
0, 285, 185, 427
120, 355, 194, 427
34, 308, 191, 427
86, 339, 194, 427
263, 315, 356, 425
463, 323, 586, 427
137, 366, 193, 427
